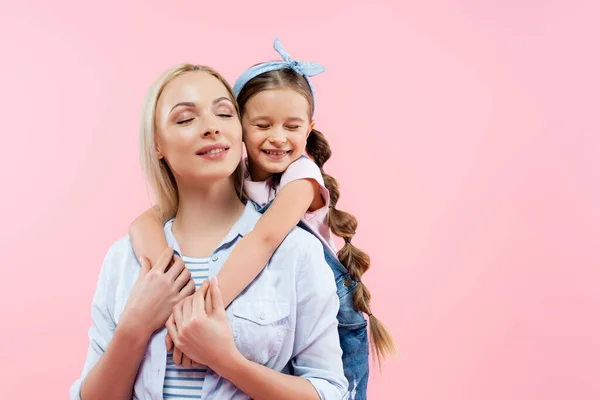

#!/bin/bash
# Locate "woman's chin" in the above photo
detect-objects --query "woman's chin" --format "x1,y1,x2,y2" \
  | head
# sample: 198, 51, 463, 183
175, 165, 237, 184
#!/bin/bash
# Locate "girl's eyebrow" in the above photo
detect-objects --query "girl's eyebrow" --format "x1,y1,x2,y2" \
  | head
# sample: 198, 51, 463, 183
249, 115, 270, 121
250, 116, 305, 122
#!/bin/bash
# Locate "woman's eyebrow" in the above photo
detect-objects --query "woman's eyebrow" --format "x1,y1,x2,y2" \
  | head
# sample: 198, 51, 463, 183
169, 97, 233, 115
169, 102, 196, 115
213, 96, 233, 105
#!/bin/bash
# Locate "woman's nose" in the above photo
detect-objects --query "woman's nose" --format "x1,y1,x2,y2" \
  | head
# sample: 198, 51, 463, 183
203, 126, 220, 137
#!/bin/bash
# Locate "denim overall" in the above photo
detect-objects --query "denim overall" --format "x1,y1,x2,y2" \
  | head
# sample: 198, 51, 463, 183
254, 201, 370, 399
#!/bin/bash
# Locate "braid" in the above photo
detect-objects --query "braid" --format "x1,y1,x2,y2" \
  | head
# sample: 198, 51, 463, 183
306, 129, 396, 367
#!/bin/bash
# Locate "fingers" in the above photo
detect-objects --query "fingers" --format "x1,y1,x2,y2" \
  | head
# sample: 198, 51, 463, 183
165, 314, 179, 354
191, 361, 200, 367
204, 285, 212, 314
139, 256, 151, 276
174, 265, 192, 291
181, 353, 193, 368
173, 300, 184, 336
193, 280, 209, 319
176, 279, 196, 302
165, 331, 174, 352
166, 256, 186, 281
182, 296, 193, 321
209, 277, 225, 315
155, 247, 175, 272
173, 346, 183, 365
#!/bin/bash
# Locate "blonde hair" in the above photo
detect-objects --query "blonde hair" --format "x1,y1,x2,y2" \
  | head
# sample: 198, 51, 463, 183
139, 64, 246, 220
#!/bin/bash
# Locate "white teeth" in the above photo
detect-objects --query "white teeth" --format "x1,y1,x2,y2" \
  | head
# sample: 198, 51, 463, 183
205, 148, 226, 155
265, 150, 287, 155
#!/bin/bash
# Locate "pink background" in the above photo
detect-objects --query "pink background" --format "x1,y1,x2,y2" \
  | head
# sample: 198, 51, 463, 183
1, 0, 599, 398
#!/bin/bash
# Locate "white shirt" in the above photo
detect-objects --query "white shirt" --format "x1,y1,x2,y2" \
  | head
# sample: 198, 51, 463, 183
70, 202, 348, 399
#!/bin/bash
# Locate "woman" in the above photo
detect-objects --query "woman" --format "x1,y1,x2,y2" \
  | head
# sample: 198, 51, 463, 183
70, 64, 348, 400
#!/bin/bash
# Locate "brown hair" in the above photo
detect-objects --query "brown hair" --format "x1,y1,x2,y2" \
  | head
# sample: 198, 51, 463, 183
237, 68, 395, 367
139, 64, 246, 220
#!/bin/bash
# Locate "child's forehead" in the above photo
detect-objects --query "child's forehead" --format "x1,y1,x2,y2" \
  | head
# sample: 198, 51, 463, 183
245, 88, 310, 113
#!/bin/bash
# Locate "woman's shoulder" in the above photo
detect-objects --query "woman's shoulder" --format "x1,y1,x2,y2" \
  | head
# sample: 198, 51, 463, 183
272, 226, 336, 292
104, 235, 136, 262
100, 235, 140, 280
85, 235, 141, 306
274, 224, 326, 264
246, 201, 326, 262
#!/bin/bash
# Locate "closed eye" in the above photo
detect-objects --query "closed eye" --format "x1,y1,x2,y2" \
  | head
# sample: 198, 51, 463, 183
176, 118, 194, 125
217, 114, 233, 118
256, 124, 270, 129
286, 126, 300, 130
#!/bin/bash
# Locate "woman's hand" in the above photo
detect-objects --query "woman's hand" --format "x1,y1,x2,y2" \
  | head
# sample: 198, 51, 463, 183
166, 334, 200, 368
165, 284, 214, 367
119, 247, 195, 337
166, 277, 240, 370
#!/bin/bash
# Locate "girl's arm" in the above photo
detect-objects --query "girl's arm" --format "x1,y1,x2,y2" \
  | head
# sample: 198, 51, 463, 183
217, 178, 322, 308
129, 205, 168, 267
129, 177, 322, 309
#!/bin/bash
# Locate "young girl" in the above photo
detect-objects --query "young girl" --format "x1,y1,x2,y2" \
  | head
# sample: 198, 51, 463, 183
130, 38, 394, 398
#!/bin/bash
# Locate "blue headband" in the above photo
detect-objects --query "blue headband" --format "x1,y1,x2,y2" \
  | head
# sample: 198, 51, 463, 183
232, 38, 325, 115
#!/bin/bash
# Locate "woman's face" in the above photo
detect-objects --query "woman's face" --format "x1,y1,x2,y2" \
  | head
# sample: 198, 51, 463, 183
155, 71, 242, 185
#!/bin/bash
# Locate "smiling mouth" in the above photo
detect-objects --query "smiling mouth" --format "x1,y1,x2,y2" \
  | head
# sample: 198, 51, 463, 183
262, 150, 291, 156
198, 147, 229, 155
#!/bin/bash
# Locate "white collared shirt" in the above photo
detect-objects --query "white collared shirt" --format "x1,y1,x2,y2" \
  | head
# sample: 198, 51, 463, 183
70, 202, 348, 399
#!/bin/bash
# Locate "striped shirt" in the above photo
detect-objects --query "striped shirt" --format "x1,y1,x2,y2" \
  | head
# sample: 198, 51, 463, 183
163, 255, 210, 399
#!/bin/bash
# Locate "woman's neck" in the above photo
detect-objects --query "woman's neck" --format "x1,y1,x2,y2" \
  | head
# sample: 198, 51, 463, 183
172, 178, 245, 257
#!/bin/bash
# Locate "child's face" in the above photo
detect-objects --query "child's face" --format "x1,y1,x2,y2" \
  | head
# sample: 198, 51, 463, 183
242, 88, 314, 181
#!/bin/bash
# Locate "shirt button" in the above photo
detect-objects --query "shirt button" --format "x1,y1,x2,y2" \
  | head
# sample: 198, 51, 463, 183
260, 312, 267, 321
211, 254, 219, 262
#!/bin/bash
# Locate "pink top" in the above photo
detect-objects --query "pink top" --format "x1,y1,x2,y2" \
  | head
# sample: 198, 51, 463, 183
244, 156, 338, 254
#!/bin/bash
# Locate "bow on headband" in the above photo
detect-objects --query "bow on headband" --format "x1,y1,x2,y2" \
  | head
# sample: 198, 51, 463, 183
232, 38, 325, 115
272, 38, 325, 77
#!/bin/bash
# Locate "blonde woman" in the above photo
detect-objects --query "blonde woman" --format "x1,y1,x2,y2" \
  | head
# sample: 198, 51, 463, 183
70, 64, 347, 400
